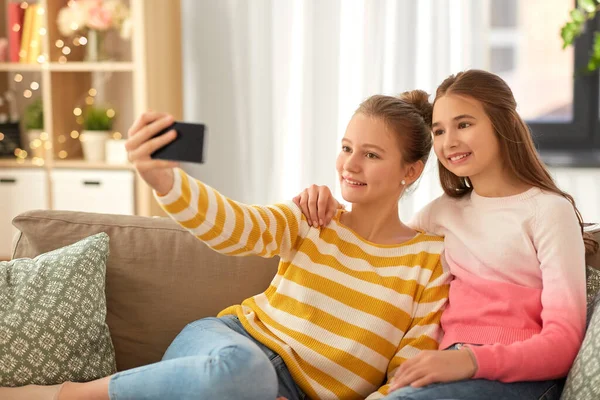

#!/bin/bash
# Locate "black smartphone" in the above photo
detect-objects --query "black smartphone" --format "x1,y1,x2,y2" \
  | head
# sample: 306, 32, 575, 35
151, 122, 205, 164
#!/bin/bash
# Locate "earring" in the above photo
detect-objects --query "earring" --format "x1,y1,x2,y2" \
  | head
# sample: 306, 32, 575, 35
401, 180, 406, 185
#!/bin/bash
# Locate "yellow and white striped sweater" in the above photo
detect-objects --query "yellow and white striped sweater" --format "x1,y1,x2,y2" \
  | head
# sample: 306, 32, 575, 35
155, 169, 451, 400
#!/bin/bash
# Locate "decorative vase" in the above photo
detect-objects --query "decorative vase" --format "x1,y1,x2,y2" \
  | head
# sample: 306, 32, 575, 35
105, 139, 128, 164
85, 29, 107, 62
80, 130, 111, 162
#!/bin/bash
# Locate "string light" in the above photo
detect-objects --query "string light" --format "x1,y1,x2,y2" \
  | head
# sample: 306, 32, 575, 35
58, 135, 66, 144
23, 90, 32, 98
44, 142, 52, 150
20, 2, 28, 9
58, 56, 67, 64
88, 88, 97, 96
73, 107, 82, 116
32, 158, 44, 166
85, 96, 94, 105
55, 40, 64, 48
36, 55, 46, 63
76, 116, 84, 125
0, 133, 4, 141
79, 37, 88, 45
61, 47, 71, 55
39, 27, 46, 36
30, 82, 39, 90
12, 24, 21, 33
36, 7, 44, 15
70, 130, 79, 139
40, 132, 48, 141
14, 74, 23, 83
112, 132, 122, 140
106, 109, 115, 118
58, 151, 68, 159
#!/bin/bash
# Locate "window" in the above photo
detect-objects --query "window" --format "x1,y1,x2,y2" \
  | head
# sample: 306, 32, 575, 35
484, 0, 599, 166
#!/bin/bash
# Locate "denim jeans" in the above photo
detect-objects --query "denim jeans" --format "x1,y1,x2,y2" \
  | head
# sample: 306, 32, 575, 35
108, 315, 305, 400
381, 345, 562, 400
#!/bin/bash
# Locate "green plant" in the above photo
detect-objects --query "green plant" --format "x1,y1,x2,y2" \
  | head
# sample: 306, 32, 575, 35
83, 105, 115, 131
24, 98, 44, 130
561, 0, 600, 72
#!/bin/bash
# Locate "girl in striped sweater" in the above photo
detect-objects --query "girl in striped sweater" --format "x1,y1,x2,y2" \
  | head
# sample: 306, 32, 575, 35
3, 91, 451, 400
293, 70, 597, 400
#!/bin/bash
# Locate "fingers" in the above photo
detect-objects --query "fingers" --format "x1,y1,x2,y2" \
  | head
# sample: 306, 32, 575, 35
409, 375, 435, 388
128, 111, 169, 138
128, 129, 177, 163
133, 159, 180, 173
307, 185, 319, 227
298, 190, 312, 226
317, 186, 331, 226
125, 114, 175, 157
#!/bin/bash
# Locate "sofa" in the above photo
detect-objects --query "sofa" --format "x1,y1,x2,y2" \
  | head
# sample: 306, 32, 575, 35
8, 209, 600, 398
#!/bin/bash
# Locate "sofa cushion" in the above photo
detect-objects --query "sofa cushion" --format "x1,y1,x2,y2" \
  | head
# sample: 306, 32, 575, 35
11, 210, 279, 371
561, 289, 600, 400
0, 233, 115, 386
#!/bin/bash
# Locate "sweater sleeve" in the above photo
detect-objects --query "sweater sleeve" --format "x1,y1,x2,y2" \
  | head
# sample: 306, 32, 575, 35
408, 197, 441, 232
154, 168, 307, 261
365, 257, 452, 398
468, 198, 587, 381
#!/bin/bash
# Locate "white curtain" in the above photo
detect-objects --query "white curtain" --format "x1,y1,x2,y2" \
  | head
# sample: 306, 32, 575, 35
180, 0, 482, 217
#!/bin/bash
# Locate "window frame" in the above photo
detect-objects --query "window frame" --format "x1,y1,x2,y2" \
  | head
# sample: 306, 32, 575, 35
532, 8, 600, 167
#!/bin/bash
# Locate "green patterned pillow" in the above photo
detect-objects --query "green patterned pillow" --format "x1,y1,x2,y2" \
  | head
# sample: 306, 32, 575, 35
0, 233, 116, 387
561, 290, 600, 400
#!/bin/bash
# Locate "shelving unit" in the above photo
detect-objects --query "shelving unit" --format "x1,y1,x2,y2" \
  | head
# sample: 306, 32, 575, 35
0, 0, 183, 258
0, 0, 182, 215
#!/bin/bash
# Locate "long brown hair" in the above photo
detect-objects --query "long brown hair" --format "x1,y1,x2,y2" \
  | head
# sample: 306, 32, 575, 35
433, 69, 598, 255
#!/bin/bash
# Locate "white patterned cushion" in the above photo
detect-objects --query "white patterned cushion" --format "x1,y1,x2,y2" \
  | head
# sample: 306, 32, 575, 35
561, 290, 600, 400
0, 233, 116, 386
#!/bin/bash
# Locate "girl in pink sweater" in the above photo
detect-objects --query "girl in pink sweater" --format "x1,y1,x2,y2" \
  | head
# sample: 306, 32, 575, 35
293, 69, 597, 400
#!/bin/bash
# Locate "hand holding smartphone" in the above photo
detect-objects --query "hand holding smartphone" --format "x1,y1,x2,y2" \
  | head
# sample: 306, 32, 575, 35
151, 121, 206, 164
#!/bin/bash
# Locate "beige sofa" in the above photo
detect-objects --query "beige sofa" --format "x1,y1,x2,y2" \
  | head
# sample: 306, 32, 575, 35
10, 209, 600, 377
11, 209, 279, 372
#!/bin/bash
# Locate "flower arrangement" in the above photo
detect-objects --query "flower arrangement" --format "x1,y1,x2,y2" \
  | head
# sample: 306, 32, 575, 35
57, 0, 132, 40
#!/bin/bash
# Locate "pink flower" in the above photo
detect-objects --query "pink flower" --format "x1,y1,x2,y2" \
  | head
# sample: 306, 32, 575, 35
87, 4, 113, 31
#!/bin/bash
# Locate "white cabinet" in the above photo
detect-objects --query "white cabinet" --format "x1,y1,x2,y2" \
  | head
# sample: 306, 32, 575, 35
0, 169, 48, 259
51, 169, 135, 215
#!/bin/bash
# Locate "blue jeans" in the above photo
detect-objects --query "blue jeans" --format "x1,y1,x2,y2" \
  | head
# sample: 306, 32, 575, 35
381, 379, 561, 400
108, 315, 305, 400
381, 345, 562, 400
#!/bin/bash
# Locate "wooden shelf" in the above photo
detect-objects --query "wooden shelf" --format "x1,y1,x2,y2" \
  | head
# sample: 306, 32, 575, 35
0, 63, 44, 72
0, 159, 45, 168
0, 62, 135, 72
0, 0, 182, 218
50, 159, 134, 170
48, 62, 136, 72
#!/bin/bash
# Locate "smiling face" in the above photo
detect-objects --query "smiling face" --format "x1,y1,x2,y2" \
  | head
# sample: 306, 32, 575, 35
432, 94, 503, 182
335, 113, 408, 205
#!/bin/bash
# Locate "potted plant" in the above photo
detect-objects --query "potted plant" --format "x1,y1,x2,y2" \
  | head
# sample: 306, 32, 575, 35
23, 98, 45, 159
561, 0, 600, 72
80, 105, 115, 162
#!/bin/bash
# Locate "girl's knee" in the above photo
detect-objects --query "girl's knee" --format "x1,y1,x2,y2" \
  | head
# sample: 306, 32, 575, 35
203, 346, 278, 399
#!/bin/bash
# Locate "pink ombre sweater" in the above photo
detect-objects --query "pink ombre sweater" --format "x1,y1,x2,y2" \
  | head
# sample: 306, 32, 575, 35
410, 187, 586, 382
